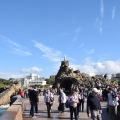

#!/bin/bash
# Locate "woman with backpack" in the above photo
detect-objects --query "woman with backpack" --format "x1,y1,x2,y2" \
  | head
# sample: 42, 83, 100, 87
44, 89, 54, 118
68, 89, 79, 120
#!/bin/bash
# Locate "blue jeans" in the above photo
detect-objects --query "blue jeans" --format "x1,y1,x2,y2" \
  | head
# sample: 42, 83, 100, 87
30, 102, 38, 117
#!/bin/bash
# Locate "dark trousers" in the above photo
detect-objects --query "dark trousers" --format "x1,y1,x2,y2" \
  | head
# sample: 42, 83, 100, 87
77, 103, 80, 115
70, 106, 78, 120
30, 102, 38, 117
46, 102, 51, 118
80, 99, 84, 111
59, 103, 65, 112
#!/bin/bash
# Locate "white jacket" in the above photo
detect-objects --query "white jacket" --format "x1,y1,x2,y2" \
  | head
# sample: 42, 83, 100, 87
58, 92, 66, 103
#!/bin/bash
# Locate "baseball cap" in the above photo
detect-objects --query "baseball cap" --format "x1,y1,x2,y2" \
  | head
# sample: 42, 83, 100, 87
92, 88, 99, 93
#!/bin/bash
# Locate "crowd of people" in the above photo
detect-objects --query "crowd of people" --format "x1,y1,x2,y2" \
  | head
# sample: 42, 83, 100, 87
18, 85, 120, 120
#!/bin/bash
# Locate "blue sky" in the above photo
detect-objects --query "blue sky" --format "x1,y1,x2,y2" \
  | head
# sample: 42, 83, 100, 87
0, 0, 120, 79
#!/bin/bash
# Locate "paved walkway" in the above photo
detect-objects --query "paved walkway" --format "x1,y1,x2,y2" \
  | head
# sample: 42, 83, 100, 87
23, 95, 110, 120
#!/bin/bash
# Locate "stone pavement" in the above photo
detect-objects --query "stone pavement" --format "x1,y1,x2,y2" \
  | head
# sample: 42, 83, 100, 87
23, 95, 110, 120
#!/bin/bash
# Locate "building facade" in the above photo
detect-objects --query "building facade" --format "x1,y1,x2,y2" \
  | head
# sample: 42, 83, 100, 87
14, 73, 46, 86
111, 73, 120, 81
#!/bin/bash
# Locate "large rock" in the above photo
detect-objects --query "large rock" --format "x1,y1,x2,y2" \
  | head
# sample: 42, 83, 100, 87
53, 58, 118, 91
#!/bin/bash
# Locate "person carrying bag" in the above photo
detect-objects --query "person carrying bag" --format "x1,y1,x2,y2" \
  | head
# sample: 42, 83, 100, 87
44, 89, 54, 118
58, 89, 66, 113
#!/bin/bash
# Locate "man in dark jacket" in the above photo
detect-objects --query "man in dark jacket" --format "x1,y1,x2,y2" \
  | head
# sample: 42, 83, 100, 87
29, 87, 39, 118
87, 88, 102, 120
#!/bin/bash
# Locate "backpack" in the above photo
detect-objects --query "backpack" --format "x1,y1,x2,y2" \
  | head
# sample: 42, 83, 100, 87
65, 100, 70, 108
112, 91, 117, 100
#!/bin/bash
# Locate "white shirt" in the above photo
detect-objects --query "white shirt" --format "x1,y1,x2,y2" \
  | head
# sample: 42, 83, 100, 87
108, 93, 119, 106
58, 92, 66, 103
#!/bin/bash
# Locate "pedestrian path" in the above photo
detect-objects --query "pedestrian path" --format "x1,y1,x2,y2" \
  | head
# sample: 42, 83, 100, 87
23, 95, 110, 120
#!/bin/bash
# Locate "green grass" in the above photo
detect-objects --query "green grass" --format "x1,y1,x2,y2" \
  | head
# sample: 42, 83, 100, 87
0, 84, 6, 88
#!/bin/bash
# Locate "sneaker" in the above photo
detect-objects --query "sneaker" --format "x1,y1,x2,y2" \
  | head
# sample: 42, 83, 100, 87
32, 116, 37, 118
77, 115, 79, 118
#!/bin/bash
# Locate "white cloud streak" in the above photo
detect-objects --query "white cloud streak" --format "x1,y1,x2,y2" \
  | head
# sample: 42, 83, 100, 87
21, 66, 43, 72
0, 35, 32, 56
112, 7, 116, 19
0, 35, 21, 48
87, 49, 94, 55
79, 43, 84, 48
33, 41, 62, 62
71, 27, 82, 43
100, 0, 104, 18
10, 48, 32, 56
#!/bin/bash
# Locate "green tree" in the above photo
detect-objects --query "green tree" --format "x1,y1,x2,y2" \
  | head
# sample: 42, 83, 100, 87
45, 77, 55, 85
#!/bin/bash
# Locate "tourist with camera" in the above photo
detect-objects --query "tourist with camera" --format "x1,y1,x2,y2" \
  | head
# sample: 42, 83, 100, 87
108, 88, 119, 120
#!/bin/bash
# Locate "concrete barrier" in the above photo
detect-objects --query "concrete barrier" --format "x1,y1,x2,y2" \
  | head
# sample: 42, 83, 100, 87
0, 96, 24, 120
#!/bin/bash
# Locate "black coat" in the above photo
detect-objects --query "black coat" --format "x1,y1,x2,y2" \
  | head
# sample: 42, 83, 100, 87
29, 90, 39, 103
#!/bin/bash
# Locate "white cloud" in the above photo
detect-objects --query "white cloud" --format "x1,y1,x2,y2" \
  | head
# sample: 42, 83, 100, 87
94, 0, 104, 34
100, 0, 104, 18
70, 60, 120, 76
75, 27, 82, 33
0, 67, 43, 79
0, 71, 27, 79
112, 6, 116, 19
87, 49, 94, 55
99, 26, 103, 34
0, 35, 21, 48
83, 49, 94, 55
79, 43, 84, 48
71, 27, 82, 43
94, 18, 103, 34
21, 66, 43, 72
10, 48, 32, 56
0, 35, 32, 56
33, 41, 63, 62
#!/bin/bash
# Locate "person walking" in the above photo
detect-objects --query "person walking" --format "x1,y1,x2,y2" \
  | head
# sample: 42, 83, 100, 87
44, 89, 54, 118
77, 90, 81, 118
29, 87, 39, 118
19, 89, 24, 98
108, 88, 119, 120
58, 89, 66, 113
68, 89, 79, 120
87, 88, 102, 120
79, 89, 86, 112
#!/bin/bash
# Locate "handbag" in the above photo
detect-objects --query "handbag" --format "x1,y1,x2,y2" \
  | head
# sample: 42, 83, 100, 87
65, 100, 70, 108
50, 93, 54, 102
50, 97, 54, 102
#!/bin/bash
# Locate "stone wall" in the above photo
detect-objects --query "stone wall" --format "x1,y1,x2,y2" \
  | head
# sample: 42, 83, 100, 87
0, 82, 21, 105
0, 96, 23, 120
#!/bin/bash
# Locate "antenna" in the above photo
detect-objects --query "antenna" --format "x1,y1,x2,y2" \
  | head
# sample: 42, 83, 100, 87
64, 55, 66, 61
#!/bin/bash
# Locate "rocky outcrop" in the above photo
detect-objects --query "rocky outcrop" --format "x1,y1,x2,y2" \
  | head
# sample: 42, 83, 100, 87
53, 58, 118, 90
0, 82, 21, 105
